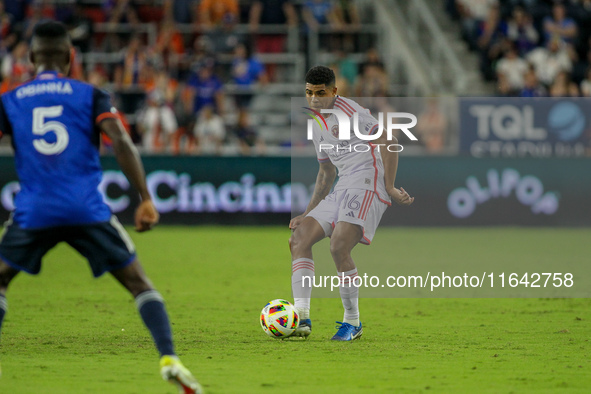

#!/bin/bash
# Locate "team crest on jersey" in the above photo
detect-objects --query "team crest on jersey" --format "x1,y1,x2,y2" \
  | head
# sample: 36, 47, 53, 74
331, 124, 339, 138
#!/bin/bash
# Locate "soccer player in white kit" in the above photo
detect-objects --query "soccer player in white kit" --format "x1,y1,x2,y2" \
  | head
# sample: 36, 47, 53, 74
289, 66, 414, 341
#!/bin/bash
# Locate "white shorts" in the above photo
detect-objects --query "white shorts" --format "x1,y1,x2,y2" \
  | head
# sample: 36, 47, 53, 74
306, 189, 388, 245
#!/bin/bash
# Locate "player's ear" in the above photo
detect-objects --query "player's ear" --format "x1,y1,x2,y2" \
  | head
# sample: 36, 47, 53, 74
64, 48, 72, 75
332, 85, 338, 96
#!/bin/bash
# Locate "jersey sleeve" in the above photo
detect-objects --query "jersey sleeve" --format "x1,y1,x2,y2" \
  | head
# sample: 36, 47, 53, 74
0, 97, 12, 137
358, 112, 380, 136
93, 87, 118, 124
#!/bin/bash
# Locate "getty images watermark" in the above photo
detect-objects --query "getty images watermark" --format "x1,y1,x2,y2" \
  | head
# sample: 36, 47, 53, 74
303, 108, 419, 152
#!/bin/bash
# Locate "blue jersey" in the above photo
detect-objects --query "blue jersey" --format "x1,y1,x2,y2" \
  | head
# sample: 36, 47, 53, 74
187, 73, 223, 113
0, 71, 118, 229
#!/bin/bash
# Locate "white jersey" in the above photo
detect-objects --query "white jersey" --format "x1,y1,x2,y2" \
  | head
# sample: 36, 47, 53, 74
310, 96, 391, 205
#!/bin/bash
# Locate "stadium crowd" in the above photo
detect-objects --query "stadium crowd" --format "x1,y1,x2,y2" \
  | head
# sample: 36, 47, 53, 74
0, 0, 390, 154
447, 0, 591, 97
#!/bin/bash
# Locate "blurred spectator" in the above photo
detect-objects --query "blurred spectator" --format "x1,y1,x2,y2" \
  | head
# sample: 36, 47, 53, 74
0, 0, 17, 55
496, 45, 529, 90
482, 36, 509, 81
332, 49, 358, 86
549, 70, 580, 96
54, 1, 75, 23
87, 68, 108, 88
198, 0, 239, 29
65, 3, 94, 53
571, 0, 591, 56
519, 68, 547, 97
354, 63, 388, 103
249, 0, 298, 52
68, 47, 85, 81
415, 98, 448, 154
506, 6, 539, 56
331, 63, 351, 97
189, 36, 217, 73
207, 13, 241, 55
173, 0, 195, 24
249, 0, 297, 81
477, 3, 506, 80
496, 73, 515, 96
136, 0, 166, 23
172, 83, 197, 155
572, 36, 591, 82
3, 0, 26, 24
334, 0, 361, 52
302, 0, 340, 32
231, 43, 266, 110
543, 2, 577, 46
106, 0, 139, 26
22, 0, 55, 42
456, 0, 499, 50
527, 38, 573, 86
187, 63, 225, 116
0, 42, 31, 94
334, 0, 360, 27
137, 70, 179, 153
154, 16, 185, 67
476, 3, 504, 52
175, 36, 216, 82
194, 106, 225, 155
234, 110, 266, 155
88, 69, 134, 152
580, 66, 591, 96
1, 41, 30, 79
360, 47, 385, 74
114, 35, 148, 90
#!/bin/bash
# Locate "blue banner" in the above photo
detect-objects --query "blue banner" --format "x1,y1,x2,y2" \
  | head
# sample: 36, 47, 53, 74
459, 98, 591, 157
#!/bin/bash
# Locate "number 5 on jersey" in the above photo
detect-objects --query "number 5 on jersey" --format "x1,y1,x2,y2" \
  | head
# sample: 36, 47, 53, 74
33, 105, 69, 155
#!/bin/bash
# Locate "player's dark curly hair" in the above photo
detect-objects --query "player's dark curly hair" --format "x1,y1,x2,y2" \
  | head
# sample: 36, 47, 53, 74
33, 21, 69, 40
305, 66, 336, 86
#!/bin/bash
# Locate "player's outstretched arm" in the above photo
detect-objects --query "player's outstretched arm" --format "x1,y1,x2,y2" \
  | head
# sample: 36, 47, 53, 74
100, 118, 159, 232
289, 161, 336, 230
378, 134, 414, 206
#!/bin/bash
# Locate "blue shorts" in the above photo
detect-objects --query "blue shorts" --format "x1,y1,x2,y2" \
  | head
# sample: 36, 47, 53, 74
0, 216, 136, 277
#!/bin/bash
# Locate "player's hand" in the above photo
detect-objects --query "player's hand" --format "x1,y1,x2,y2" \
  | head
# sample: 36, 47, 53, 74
388, 187, 414, 206
289, 214, 306, 230
134, 199, 159, 232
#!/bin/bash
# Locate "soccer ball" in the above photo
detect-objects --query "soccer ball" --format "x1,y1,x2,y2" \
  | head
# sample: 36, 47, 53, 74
260, 299, 299, 338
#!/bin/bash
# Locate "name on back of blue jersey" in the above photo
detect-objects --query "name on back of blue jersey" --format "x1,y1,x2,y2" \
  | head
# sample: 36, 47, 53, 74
16, 81, 74, 99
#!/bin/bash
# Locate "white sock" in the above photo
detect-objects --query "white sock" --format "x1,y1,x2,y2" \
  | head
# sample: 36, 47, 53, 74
338, 268, 360, 327
292, 258, 314, 318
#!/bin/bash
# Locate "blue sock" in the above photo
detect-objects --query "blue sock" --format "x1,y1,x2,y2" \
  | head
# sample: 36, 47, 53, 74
135, 290, 175, 356
0, 294, 7, 338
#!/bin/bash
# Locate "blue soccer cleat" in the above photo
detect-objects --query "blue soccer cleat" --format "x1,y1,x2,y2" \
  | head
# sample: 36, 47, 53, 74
331, 321, 363, 341
292, 318, 312, 338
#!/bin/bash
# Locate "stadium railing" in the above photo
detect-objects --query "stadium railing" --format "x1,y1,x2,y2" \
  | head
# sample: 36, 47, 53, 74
386, 0, 468, 94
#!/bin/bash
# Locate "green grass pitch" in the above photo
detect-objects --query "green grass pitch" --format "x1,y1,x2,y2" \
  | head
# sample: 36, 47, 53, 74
0, 226, 590, 393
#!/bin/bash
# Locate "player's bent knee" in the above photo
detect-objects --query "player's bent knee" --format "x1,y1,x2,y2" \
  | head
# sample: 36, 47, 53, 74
329, 238, 352, 260
126, 278, 153, 298
289, 231, 313, 256
111, 260, 154, 297
125, 271, 153, 297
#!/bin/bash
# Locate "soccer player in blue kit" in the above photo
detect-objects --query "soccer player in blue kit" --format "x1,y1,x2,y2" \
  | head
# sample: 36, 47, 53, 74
0, 22, 202, 393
